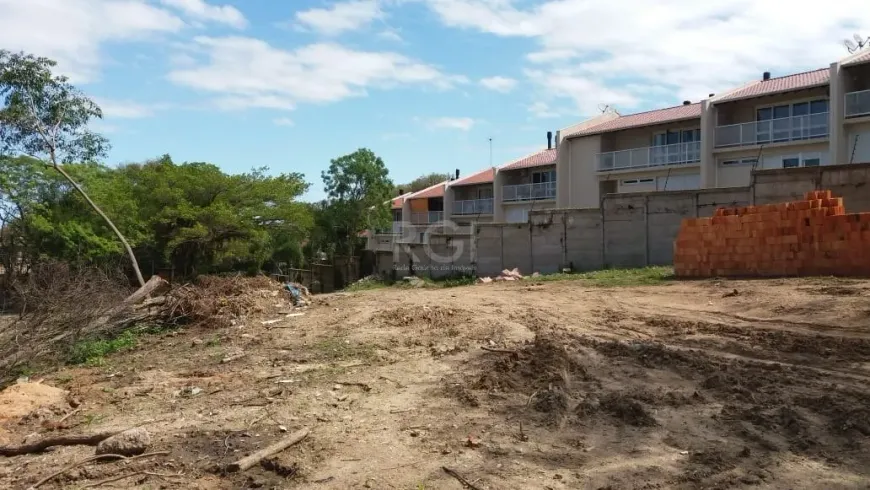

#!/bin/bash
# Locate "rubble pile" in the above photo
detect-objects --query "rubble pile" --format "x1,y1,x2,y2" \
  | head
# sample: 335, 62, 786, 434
118, 275, 311, 329
478, 268, 526, 283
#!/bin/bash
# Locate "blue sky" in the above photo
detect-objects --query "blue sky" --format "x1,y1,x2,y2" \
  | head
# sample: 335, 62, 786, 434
2, 0, 867, 200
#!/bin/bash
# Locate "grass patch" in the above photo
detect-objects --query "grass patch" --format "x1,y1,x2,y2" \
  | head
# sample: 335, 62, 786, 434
70, 330, 138, 366
346, 274, 477, 292
535, 266, 674, 287
346, 267, 673, 292
435, 276, 477, 288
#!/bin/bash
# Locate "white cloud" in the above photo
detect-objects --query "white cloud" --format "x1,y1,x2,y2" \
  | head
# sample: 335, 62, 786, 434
480, 76, 517, 93
92, 98, 161, 119
167, 36, 465, 110
428, 117, 476, 131
0, 0, 185, 82
527, 101, 559, 119
378, 29, 404, 42
424, 0, 870, 113
273, 117, 294, 126
160, 0, 247, 29
295, 0, 383, 35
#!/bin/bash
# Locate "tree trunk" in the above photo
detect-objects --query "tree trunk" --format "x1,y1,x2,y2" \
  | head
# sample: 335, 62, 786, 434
51, 164, 145, 287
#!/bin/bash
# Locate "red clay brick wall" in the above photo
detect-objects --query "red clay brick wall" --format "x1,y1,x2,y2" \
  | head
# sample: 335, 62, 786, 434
674, 190, 870, 277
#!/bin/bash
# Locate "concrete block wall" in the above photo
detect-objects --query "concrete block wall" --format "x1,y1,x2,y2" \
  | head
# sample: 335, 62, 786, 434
675, 190, 870, 277
475, 225, 504, 277
753, 164, 870, 212
471, 189, 753, 276
378, 163, 870, 279
647, 193, 696, 265
530, 213, 562, 274
501, 225, 533, 275
602, 195, 646, 268
564, 209, 604, 271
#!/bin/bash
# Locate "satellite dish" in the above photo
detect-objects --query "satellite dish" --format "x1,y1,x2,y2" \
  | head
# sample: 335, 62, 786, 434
846, 34, 869, 53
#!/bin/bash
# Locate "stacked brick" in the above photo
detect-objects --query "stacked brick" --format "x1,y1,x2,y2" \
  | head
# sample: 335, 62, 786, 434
674, 190, 870, 277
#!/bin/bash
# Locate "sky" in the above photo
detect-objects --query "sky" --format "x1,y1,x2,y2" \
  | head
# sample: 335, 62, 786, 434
2, 0, 868, 200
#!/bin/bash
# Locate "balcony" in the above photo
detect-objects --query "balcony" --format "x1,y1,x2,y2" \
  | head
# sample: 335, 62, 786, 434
453, 198, 494, 215
503, 182, 556, 202
410, 211, 444, 224
846, 90, 870, 118
715, 113, 828, 148
596, 142, 701, 172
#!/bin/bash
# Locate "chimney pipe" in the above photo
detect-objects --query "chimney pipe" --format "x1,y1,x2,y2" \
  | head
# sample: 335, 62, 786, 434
682, 100, 691, 105
547, 131, 553, 150
398, 188, 404, 196
763, 71, 771, 81
455, 169, 460, 179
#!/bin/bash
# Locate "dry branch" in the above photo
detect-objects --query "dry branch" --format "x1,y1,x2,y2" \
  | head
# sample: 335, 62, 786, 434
124, 276, 170, 305
0, 430, 120, 456
226, 427, 310, 473
26, 451, 169, 489
442, 466, 484, 490
481, 346, 517, 354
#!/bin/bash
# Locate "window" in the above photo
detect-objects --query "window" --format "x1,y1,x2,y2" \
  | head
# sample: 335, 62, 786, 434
721, 158, 758, 166
810, 100, 829, 114
532, 170, 556, 183
773, 105, 790, 119
657, 174, 700, 191
622, 178, 654, 185
756, 99, 830, 143
782, 157, 800, 168
802, 152, 822, 167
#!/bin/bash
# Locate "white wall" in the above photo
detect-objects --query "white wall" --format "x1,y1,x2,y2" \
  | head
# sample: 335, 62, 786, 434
505, 205, 531, 223
847, 122, 870, 164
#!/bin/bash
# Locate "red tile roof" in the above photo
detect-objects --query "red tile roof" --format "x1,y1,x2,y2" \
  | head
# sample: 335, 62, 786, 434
390, 191, 413, 209
714, 68, 829, 103
843, 49, 870, 66
450, 168, 494, 187
568, 103, 701, 138
408, 181, 446, 200
499, 148, 557, 171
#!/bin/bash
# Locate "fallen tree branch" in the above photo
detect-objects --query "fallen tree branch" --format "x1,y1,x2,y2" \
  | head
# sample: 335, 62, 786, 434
0, 430, 121, 456
481, 346, 517, 354
442, 466, 484, 490
226, 427, 310, 473
334, 381, 371, 392
57, 407, 82, 425
81, 469, 183, 488
27, 451, 169, 489
80, 472, 145, 488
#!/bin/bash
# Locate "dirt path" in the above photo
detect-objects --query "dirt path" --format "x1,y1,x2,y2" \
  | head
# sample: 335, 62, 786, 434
2, 277, 870, 489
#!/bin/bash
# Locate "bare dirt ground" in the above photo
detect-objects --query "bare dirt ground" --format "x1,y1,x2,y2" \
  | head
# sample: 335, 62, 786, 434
3, 276, 870, 489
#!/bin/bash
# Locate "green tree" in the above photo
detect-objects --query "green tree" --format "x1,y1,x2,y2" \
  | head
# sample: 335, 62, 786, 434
0, 50, 145, 286
104, 157, 312, 276
398, 172, 451, 194
321, 148, 393, 259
